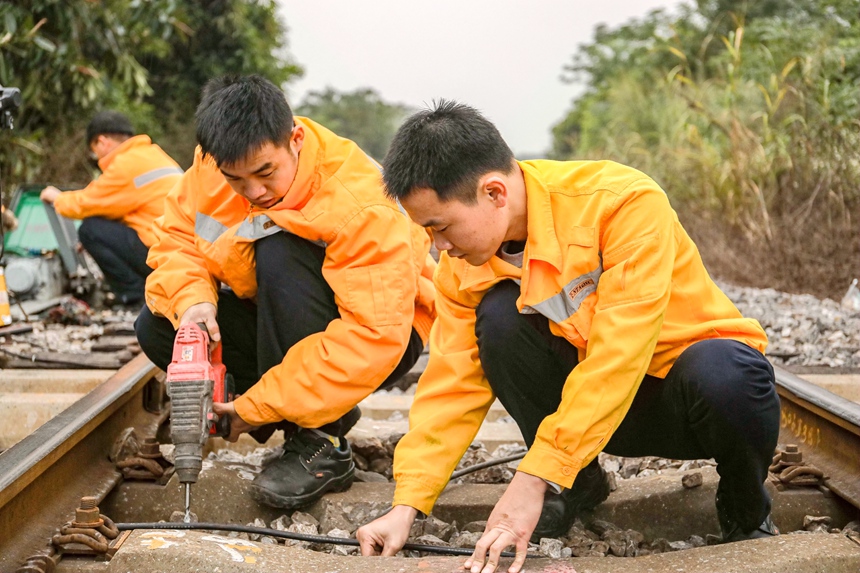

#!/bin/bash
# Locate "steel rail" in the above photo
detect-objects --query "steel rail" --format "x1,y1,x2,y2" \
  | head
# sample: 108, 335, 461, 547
774, 365, 860, 510
0, 354, 159, 508
1, 358, 858, 570
0, 354, 162, 571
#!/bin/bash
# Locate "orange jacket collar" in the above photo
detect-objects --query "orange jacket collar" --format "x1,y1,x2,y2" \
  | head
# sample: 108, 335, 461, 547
98, 134, 151, 172
456, 161, 564, 292
519, 161, 563, 273
270, 117, 320, 211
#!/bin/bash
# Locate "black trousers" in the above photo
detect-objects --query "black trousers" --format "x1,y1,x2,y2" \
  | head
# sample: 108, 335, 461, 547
135, 231, 424, 438
78, 217, 151, 304
475, 280, 780, 532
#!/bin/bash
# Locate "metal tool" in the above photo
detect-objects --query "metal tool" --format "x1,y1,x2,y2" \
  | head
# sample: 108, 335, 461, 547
165, 322, 233, 522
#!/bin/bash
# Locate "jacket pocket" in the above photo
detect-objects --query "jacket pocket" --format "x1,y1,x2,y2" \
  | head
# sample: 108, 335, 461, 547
567, 225, 595, 248
345, 263, 406, 327
550, 227, 600, 343
596, 231, 660, 310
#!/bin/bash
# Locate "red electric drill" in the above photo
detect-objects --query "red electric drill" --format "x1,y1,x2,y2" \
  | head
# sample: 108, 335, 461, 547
166, 322, 234, 522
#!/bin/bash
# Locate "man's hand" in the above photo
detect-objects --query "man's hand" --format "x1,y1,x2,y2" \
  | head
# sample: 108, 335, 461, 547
212, 401, 258, 442
40, 186, 61, 205
464, 471, 547, 573
357, 505, 418, 556
180, 302, 221, 344
1, 206, 18, 233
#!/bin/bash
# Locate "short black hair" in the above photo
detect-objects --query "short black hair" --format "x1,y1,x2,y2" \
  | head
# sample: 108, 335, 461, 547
383, 100, 514, 204
196, 75, 294, 166
86, 111, 134, 144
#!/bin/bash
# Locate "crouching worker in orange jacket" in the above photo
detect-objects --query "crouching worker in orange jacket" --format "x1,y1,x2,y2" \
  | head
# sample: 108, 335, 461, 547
356, 101, 781, 572
135, 75, 436, 510
40, 111, 183, 305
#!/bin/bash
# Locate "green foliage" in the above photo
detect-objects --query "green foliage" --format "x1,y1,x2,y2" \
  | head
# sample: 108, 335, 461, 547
144, 0, 303, 164
0, 0, 303, 187
0, 0, 177, 183
552, 0, 860, 245
296, 87, 412, 161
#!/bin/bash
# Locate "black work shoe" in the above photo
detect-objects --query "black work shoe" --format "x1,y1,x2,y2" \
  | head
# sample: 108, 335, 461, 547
720, 513, 780, 543
249, 428, 355, 509
531, 461, 611, 541
716, 490, 780, 543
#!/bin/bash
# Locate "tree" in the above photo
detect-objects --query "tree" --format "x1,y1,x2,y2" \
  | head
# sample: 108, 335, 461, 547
551, 0, 860, 219
143, 0, 303, 165
296, 87, 411, 161
0, 0, 177, 184
0, 0, 303, 185
550, 0, 860, 297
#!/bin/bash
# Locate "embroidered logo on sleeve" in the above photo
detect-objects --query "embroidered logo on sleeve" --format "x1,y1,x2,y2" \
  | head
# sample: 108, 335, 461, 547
568, 277, 595, 301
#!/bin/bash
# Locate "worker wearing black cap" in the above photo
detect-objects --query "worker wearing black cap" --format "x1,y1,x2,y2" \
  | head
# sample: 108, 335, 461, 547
40, 111, 184, 306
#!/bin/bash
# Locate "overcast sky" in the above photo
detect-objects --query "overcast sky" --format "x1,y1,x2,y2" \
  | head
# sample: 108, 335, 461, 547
277, 1, 684, 156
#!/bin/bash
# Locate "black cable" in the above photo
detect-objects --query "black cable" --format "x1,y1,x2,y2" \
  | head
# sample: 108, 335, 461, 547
115, 522, 537, 558
115, 454, 539, 559
450, 452, 526, 479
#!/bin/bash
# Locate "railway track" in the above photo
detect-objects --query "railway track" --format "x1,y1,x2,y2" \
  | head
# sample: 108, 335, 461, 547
0, 355, 162, 572
0, 356, 858, 572
773, 367, 860, 511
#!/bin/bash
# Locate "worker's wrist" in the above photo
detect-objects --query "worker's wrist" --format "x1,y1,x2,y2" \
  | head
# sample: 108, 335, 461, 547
513, 469, 550, 494
390, 504, 419, 518
388, 504, 421, 526
542, 478, 563, 494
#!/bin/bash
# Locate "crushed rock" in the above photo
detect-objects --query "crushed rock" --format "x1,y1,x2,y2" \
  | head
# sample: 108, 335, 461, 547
803, 515, 832, 533
719, 281, 860, 368
1, 306, 139, 360
284, 522, 318, 549
246, 518, 268, 541
539, 538, 564, 558
270, 515, 291, 531
682, 472, 704, 488
46, 283, 860, 557
600, 453, 717, 483
326, 528, 356, 555
354, 469, 388, 483
448, 442, 527, 484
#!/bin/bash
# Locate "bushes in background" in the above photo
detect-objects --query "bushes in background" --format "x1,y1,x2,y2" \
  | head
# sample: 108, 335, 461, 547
552, 0, 860, 297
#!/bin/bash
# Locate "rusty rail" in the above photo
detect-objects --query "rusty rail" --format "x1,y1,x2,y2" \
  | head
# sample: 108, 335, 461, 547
774, 366, 860, 510
0, 354, 162, 571
0, 358, 858, 570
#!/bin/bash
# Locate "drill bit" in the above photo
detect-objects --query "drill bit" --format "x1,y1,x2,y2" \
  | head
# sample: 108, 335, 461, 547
183, 483, 192, 523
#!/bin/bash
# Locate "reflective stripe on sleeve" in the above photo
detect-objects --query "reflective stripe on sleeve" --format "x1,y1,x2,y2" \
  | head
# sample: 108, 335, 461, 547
134, 166, 184, 188
195, 212, 228, 243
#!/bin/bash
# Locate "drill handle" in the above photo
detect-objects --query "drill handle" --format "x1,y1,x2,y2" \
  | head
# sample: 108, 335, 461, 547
213, 413, 231, 438
209, 372, 235, 438
196, 321, 224, 364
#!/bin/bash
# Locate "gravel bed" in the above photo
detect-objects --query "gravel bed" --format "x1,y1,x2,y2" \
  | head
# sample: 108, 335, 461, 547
0, 305, 138, 358
4, 282, 857, 368
220, 513, 860, 558
207, 278, 860, 556
207, 438, 860, 558
719, 281, 860, 369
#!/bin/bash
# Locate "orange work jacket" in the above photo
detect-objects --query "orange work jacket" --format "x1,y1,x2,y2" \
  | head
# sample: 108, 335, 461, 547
392, 159, 768, 515
145, 118, 436, 429
53, 135, 183, 247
